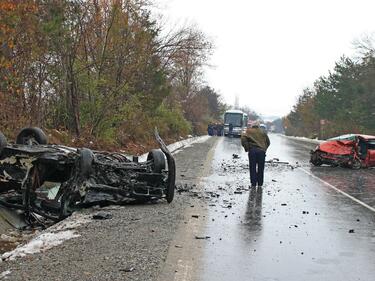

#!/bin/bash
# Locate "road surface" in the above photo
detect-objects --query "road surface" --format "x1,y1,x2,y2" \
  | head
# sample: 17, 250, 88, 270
1, 134, 374, 281
189, 134, 375, 281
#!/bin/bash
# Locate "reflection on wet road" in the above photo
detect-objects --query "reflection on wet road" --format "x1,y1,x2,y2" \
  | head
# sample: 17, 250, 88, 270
198, 134, 375, 281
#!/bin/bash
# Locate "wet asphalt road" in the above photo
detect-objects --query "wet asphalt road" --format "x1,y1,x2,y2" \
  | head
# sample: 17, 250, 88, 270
196, 134, 375, 281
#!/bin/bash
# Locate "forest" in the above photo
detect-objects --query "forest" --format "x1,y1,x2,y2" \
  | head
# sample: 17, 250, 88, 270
284, 41, 375, 139
0, 0, 226, 152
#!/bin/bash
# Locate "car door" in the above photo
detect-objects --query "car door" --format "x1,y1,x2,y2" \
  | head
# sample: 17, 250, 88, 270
366, 140, 375, 167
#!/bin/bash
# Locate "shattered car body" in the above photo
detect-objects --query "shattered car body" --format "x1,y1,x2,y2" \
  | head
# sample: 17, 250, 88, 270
310, 134, 375, 169
0, 128, 175, 223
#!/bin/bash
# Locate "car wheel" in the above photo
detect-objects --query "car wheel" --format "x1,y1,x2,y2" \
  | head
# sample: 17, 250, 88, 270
310, 152, 322, 166
147, 149, 166, 173
351, 159, 362, 170
0, 132, 7, 153
165, 155, 176, 203
79, 148, 94, 178
16, 127, 48, 145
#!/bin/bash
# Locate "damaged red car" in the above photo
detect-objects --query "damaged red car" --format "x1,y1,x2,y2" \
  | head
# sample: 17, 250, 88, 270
310, 134, 375, 169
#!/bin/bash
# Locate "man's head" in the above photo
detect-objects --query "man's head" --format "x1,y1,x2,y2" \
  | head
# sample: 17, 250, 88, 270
251, 121, 260, 128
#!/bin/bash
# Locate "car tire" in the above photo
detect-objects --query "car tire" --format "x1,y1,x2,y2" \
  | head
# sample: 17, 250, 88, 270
351, 159, 361, 170
147, 149, 166, 173
16, 127, 48, 145
79, 148, 94, 178
310, 152, 322, 166
0, 132, 7, 153
165, 155, 176, 203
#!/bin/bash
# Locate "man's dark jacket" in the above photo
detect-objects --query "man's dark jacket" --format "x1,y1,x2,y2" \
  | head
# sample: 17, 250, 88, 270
241, 127, 270, 152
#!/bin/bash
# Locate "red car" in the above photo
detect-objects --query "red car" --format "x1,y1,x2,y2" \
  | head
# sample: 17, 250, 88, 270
310, 134, 375, 169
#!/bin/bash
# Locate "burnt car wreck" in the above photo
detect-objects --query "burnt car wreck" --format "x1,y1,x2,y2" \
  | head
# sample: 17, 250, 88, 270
310, 134, 375, 169
0, 128, 175, 224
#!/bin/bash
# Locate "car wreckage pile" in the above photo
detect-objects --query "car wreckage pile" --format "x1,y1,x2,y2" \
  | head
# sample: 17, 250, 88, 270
0, 128, 175, 225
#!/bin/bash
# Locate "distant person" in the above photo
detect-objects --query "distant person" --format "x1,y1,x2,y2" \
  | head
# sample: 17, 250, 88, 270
229, 123, 233, 136
218, 124, 224, 136
241, 122, 270, 188
207, 124, 213, 136
212, 124, 218, 136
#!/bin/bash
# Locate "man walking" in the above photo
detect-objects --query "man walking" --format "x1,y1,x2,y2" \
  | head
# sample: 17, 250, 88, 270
241, 122, 270, 188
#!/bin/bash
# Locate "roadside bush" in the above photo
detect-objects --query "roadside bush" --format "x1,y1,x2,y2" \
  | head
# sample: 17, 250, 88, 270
153, 104, 191, 138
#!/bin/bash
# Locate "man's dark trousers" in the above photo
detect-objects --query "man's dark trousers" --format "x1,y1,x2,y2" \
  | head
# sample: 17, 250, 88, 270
248, 147, 266, 187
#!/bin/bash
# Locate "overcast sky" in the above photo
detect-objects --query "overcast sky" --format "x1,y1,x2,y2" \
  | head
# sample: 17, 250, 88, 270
154, 0, 375, 118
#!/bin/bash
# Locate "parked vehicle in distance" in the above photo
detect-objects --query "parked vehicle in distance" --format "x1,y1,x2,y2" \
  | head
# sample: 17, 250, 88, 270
259, 124, 267, 132
0, 127, 175, 223
223, 110, 248, 137
310, 134, 375, 169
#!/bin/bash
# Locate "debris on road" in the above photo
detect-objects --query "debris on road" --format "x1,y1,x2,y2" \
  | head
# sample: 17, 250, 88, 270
195, 235, 210, 240
92, 212, 113, 220
120, 267, 135, 273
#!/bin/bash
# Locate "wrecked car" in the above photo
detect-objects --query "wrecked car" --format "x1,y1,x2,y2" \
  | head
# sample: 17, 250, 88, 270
0, 127, 175, 223
310, 134, 375, 169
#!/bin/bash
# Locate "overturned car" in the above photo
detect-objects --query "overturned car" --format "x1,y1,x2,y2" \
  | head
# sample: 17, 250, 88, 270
0, 127, 175, 223
310, 134, 375, 169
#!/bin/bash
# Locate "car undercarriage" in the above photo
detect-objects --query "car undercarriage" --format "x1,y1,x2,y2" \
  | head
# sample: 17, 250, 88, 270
0, 128, 175, 225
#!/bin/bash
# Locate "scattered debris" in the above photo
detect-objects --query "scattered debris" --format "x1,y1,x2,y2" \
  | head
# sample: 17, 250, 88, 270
221, 204, 232, 209
191, 215, 199, 218
120, 267, 135, 273
195, 235, 210, 240
348, 229, 355, 233
92, 212, 113, 220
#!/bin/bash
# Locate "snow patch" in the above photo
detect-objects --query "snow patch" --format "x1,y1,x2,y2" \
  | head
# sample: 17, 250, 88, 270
50, 213, 91, 232
169, 135, 210, 153
2, 231, 79, 260
2, 213, 91, 261
0, 270, 11, 279
139, 135, 211, 161
281, 134, 324, 144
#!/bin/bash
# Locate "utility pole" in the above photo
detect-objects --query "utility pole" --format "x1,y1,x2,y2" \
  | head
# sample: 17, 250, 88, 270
234, 95, 239, 109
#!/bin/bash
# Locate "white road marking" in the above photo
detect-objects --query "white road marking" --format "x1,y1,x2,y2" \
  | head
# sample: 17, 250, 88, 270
299, 167, 375, 213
